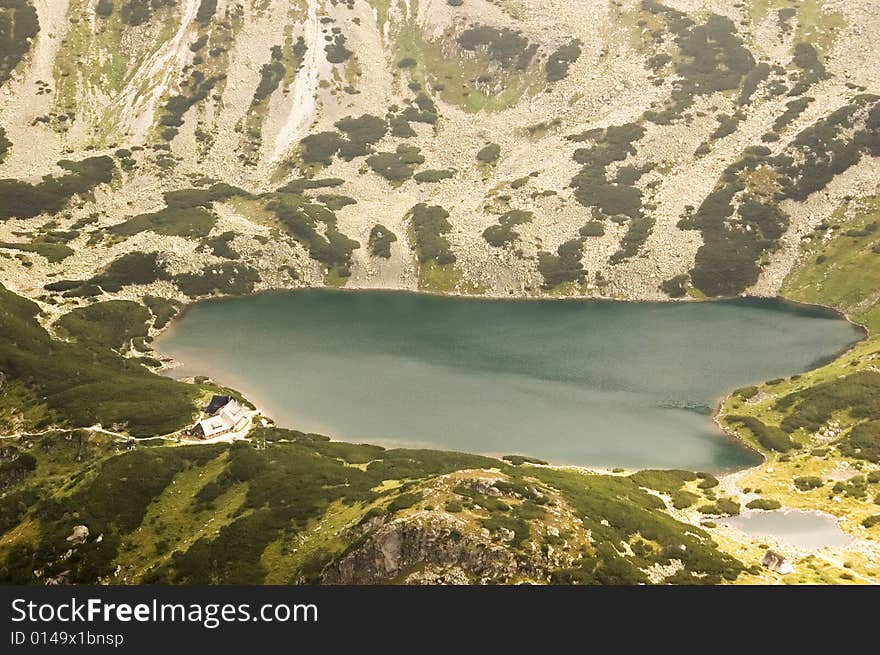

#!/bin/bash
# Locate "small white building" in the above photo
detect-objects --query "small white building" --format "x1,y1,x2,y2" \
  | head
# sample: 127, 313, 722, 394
192, 415, 231, 439
191, 399, 249, 439
761, 550, 794, 575
217, 399, 249, 430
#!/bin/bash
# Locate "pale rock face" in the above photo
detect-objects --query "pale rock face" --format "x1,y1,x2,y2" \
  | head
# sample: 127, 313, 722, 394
0, 0, 878, 311
66, 525, 89, 545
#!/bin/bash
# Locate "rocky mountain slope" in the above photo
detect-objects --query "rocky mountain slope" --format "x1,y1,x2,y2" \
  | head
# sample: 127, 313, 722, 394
0, 0, 878, 314
0, 425, 752, 585
1, 0, 880, 586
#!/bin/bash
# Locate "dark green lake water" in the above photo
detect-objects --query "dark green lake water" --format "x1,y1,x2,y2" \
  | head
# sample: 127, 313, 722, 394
156, 290, 862, 471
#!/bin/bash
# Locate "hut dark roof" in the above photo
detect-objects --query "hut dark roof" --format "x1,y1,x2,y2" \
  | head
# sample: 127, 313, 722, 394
205, 395, 231, 416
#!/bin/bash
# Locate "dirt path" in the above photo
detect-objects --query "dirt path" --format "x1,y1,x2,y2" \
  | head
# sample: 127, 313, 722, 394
0, 424, 127, 441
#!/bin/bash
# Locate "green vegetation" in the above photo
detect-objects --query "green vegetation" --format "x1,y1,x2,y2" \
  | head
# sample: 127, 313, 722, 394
316, 194, 356, 211
838, 421, 880, 464
335, 115, 388, 159
629, 469, 697, 495
414, 169, 455, 184
444, 500, 463, 513
368, 224, 397, 258
390, 15, 539, 113
782, 196, 880, 332
0, 157, 115, 220
863, 515, 880, 529
164, 184, 247, 208
482, 210, 533, 248
480, 514, 529, 548
366, 144, 425, 183
537, 239, 584, 290
579, 221, 605, 238
536, 468, 743, 584
1, 443, 226, 583
697, 498, 740, 516
297, 115, 389, 166
387, 492, 422, 514
200, 231, 238, 259
151, 436, 499, 583
0, 416, 746, 585
174, 262, 261, 297
672, 490, 699, 509
660, 274, 689, 298
299, 132, 346, 166
43, 252, 169, 297
409, 203, 455, 265
610, 215, 655, 264
92, 252, 169, 291
502, 455, 548, 466
746, 498, 782, 510
325, 32, 352, 64
268, 193, 360, 277
640, 3, 755, 126
110, 206, 217, 238
774, 371, 880, 435
476, 143, 501, 164
0, 284, 199, 437
121, 0, 175, 26
568, 123, 646, 245
831, 475, 867, 499
790, 42, 827, 96
717, 190, 880, 556
0, 0, 38, 86
56, 301, 150, 351
712, 112, 744, 139
773, 97, 813, 133
143, 295, 180, 330
546, 40, 581, 82
457, 27, 535, 70
725, 415, 796, 453
751, 1, 845, 60
738, 62, 770, 106
196, 0, 217, 24
794, 476, 823, 491
682, 95, 880, 296
252, 45, 286, 102
276, 178, 344, 194
159, 69, 223, 141
697, 474, 719, 490
417, 260, 465, 293
390, 93, 438, 134
0, 241, 73, 263
95, 0, 113, 17
0, 126, 10, 162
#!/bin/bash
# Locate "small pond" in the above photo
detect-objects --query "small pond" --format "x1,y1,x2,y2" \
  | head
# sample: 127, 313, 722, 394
721, 510, 851, 549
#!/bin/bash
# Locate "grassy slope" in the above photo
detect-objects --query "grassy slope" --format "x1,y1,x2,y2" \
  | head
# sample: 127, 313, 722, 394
1, 1, 876, 585
0, 424, 747, 585
749, 0, 846, 58
717, 194, 880, 584
781, 196, 880, 332
0, 284, 201, 436
391, 15, 544, 114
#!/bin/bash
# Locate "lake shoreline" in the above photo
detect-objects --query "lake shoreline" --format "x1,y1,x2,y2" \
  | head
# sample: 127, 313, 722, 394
156, 284, 866, 339
155, 288, 863, 474
710, 297, 870, 478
